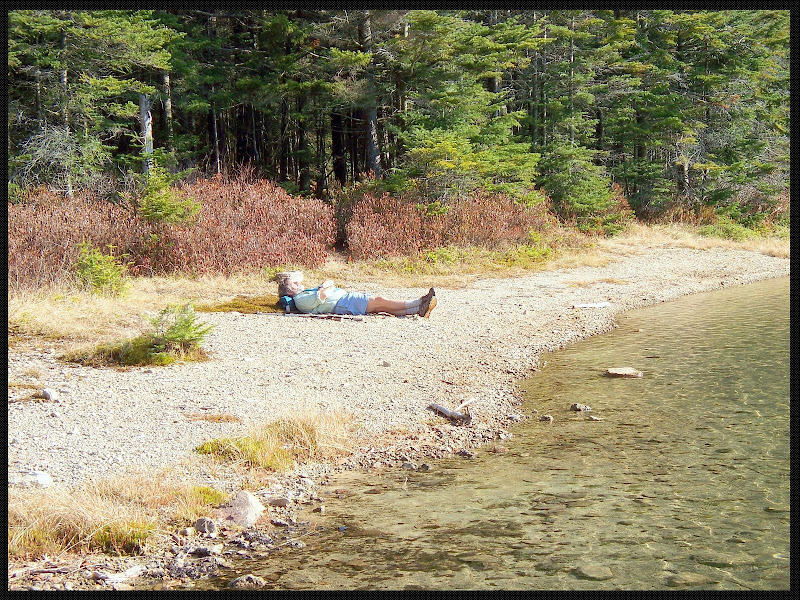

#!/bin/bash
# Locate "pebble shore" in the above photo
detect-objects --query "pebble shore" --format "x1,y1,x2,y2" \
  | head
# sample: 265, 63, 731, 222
7, 245, 789, 589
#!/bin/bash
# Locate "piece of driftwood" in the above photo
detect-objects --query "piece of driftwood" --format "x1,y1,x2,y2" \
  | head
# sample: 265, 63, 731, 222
428, 403, 471, 424
453, 398, 475, 412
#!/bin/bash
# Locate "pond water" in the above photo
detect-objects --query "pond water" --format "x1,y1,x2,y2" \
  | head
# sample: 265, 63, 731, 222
210, 276, 790, 590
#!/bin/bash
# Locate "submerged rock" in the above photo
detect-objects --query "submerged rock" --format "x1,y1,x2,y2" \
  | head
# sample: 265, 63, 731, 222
570, 403, 591, 412
605, 367, 643, 378
229, 574, 267, 589
666, 572, 719, 587
573, 564, 614, 580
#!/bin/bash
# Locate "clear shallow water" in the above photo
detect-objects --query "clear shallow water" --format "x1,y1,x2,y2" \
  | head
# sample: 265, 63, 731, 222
214, 277, 790, 590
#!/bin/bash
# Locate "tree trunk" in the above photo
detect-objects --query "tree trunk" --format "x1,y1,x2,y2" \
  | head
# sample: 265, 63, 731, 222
279, 99, 289, 182
297, 96, 311, 193
140, 94, 154, 174
331, 111, 347, 186
348, 110, 360, 181
211, 103, 221, 175
569, 17, 575, 146
162, 71, 174, 154
359, 11, 382, 178
251, 104, 260, 164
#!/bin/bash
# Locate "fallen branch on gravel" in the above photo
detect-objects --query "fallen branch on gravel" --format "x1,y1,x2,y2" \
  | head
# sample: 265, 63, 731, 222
427, 403, 472, 424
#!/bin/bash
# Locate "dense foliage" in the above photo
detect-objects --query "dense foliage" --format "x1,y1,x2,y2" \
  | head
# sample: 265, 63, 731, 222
7, 10, 789, 260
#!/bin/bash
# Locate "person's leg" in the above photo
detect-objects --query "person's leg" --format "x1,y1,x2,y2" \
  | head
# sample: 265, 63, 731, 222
366, 296, 416, 316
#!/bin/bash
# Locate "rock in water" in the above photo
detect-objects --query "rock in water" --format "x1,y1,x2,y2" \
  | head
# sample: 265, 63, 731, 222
229, 574, 267, 589
666, 572, 719, 587
605, 367, 643, 378
573, 564, 614, 580
570, 403, 591, 411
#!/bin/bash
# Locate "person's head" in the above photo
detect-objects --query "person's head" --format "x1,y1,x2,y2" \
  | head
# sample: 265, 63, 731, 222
277, 271, 304, 297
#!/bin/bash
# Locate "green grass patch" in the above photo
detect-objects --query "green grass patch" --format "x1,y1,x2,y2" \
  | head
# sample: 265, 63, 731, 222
196, 294, 283, 314
189, 485, 229, 506
92, 520, 155, 555
195, 436, 294, 471
698, 216, 755, 241
372, 242, 554, 276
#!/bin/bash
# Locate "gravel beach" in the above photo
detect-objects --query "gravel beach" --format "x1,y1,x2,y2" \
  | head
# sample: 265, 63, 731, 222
7, 245, 789, 589
8, 246, 789, 493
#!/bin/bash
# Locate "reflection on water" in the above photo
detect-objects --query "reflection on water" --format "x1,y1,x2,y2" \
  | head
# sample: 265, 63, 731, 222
216, 277, 790, 590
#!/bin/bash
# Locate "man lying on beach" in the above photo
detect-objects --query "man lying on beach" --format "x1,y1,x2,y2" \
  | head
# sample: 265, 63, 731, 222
277, 271, 436, 318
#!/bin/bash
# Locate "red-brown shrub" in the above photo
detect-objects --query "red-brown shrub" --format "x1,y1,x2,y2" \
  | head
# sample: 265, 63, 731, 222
345, 190, 555, 260
345, 193, 447, 260
445, 191, 553, 248
8, 177, 337, 288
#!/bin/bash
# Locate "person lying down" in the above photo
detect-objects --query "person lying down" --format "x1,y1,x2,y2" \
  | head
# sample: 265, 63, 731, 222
276, 271, 436, 318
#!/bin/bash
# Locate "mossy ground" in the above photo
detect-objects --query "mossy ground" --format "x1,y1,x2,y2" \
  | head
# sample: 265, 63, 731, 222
195, 294, 283, 314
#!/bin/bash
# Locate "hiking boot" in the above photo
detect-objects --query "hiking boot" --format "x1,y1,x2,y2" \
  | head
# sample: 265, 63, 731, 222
419, 296, 437, 318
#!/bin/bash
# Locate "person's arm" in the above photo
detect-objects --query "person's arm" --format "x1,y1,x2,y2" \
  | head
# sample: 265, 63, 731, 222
318, 279, 335, 300
292, 288, 324, 313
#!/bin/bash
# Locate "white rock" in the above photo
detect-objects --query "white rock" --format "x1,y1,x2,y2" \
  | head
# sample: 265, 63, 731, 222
22, 470, 54, 488
37, 388, 59, 402
605, 367, 643, 378
226, 491, 265, 527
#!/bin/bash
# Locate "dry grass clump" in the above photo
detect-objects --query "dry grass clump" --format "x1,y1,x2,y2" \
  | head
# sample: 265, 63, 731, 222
7, 471, 228, 559
8, 272, 278, 353
595, 222, 790, 258
196, 411, 354, 471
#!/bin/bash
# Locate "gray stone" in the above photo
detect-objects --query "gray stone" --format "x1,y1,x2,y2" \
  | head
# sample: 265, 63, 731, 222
540, 415, 554, 422
401, 462, 416, 470
229, 574, 267, 589
226, 491, 265, 527
666, 572, 719, 587
288, 539, 306, 549
570, 403, 591, 411
419, 463, 432, 472
194, 544, 224, 557
179, 526, 196, 537
36, 388, 59, 402
271, 518, 290, 527
268, 496, 291, 507
605, 367, 643, 378
573, 564, 614, 580
194, 516, 217, 537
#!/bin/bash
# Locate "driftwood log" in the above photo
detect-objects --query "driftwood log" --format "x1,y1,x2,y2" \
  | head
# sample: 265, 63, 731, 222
427, 403, 472, 424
